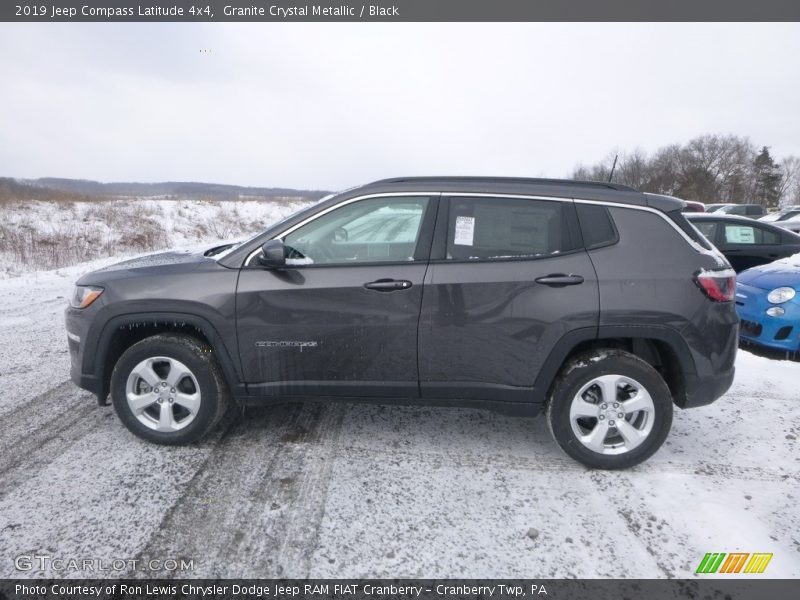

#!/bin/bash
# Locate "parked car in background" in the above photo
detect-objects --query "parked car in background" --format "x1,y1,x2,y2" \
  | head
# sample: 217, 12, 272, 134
705, 203, 729, 213
716, 204, 766, 219
759, 206, 800, 223
736, 254, 800, 353
681, 200, 706, 213
775, 218, 800, 234
686, 213, 800, 272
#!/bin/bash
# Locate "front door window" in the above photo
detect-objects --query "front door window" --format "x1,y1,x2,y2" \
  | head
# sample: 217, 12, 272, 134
283, 196, 430, 265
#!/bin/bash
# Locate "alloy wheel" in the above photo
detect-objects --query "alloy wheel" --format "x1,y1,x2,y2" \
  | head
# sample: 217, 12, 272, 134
569, 374, 655, 455
125, 356, 201, 432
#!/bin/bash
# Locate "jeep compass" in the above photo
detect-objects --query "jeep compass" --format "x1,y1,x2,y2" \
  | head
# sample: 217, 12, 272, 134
65, 177, 738, 469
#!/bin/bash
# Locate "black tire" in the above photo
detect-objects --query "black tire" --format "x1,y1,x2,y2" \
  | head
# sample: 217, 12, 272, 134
546, 349, 673, 470
110, 333, 230, 444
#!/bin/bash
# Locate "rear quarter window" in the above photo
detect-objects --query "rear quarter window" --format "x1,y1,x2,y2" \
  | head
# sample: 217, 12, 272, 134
576, 204, 618, 249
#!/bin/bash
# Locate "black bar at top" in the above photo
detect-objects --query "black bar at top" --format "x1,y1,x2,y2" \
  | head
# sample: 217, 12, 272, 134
2, 0, 800, 22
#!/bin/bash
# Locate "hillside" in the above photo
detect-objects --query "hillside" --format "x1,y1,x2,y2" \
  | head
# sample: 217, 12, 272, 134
0, 177, 329, 203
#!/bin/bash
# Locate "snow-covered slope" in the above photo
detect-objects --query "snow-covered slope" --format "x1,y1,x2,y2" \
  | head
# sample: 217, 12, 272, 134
0, 198, 311, 276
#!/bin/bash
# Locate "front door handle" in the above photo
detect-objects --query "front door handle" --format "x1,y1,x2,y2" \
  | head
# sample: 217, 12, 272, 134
364, 279, 413, 292
535, 274, 584, 287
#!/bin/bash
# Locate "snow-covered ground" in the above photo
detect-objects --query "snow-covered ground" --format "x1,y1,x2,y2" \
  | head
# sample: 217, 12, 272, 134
0, 244, 798, 578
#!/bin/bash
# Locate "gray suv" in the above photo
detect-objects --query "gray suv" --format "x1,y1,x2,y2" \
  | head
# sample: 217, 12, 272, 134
65, 177, 738, 469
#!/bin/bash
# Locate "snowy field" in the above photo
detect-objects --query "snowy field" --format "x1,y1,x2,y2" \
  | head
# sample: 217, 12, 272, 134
0, 201, 798, 578
0, 198, 310, 276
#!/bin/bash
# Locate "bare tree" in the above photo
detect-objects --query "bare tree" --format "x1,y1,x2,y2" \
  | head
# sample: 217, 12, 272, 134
571, 151, 618, 183
569, 133, 767, 204
614, 149, 650, 189
779, 156, 800, 206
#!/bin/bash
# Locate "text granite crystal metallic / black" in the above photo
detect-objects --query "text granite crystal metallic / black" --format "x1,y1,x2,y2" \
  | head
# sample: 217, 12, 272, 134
65, 176, 738, 469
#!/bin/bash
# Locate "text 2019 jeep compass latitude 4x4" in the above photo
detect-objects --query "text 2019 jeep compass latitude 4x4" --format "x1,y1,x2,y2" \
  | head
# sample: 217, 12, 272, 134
66, 177, 738, 469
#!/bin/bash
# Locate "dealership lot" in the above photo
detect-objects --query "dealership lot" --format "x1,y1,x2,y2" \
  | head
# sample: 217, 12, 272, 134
0, 261, 798, 578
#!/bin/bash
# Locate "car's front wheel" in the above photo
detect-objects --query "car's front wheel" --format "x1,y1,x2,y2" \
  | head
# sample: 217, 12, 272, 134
110, 333, 229, 444
546, 349, 673, 469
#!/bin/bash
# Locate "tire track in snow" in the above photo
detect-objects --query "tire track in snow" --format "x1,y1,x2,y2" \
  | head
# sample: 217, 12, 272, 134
585, 471, 684, 578
0, 381, 104, 500
333, 443, 796, 483
129, 401, 346, 578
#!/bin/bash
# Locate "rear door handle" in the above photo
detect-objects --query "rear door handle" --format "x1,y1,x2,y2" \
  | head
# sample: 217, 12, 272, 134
535, 274, 584, 287
364, 279, 413, 292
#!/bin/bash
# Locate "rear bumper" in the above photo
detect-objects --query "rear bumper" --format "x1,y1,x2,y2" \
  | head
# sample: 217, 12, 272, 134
676, 301, 739, 409
681, 367, 735, 408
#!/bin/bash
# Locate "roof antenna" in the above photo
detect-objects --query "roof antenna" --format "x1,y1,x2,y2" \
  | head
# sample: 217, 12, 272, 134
608, 154, 619, 183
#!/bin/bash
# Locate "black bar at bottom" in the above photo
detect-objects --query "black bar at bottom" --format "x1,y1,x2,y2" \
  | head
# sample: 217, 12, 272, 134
1, 579, 798, 600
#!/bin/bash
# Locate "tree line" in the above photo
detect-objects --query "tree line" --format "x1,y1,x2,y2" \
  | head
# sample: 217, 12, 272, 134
572, 134, 800, 209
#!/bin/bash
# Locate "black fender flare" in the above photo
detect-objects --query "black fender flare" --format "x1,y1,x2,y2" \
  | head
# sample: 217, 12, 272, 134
531, 325, 697, 404
86, 311, 244, 401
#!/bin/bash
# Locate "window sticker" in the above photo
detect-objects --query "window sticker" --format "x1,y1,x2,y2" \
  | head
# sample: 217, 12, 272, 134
726, 226, 755, 244
454, 215, 475, 246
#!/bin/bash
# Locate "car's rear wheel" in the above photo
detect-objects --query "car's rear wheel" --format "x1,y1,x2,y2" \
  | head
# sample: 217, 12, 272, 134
546, 349, 673, 469
110, 333, 229, 444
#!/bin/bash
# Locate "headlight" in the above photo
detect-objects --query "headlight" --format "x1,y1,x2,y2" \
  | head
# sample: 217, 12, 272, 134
767, 286, 796, 304
70, 285, 104, 309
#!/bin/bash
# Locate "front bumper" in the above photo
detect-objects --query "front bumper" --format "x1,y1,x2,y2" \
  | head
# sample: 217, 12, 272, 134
736, 282, 800, 352
65, 305, 103, 397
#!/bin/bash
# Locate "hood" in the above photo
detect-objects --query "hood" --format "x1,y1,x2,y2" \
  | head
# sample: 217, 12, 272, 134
738, 254, 800, 290
76, 247, 216, 285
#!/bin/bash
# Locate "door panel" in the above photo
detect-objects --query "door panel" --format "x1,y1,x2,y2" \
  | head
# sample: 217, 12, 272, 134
419, 253, 598, 399
235, 194, 436, 398
418, 195, 599, 402
237, 264, 427, 397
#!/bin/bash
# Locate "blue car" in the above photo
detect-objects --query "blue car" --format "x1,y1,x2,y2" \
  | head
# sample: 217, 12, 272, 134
736, 254, 800, 352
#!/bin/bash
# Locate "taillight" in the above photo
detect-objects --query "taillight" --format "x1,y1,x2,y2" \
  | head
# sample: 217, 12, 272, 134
695, 269, 736, 302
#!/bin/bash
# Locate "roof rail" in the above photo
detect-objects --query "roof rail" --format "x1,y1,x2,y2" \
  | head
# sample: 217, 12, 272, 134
368, 176, 638, 193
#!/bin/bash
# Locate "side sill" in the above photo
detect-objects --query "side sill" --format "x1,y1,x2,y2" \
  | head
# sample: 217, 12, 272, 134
233, 394, 542, 417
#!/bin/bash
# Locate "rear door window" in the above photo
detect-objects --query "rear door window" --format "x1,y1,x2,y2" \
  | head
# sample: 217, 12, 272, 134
445, 197, 580, 260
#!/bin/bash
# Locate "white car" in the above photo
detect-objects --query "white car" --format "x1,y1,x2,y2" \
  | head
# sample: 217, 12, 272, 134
759, 206, 800, 223
774, 216, 800, 233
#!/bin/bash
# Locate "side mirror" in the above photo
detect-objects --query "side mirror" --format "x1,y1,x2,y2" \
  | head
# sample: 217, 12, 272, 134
258, 239, 286, 268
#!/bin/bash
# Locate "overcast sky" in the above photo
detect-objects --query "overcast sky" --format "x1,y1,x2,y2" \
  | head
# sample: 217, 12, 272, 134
1, 23, 799, 190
